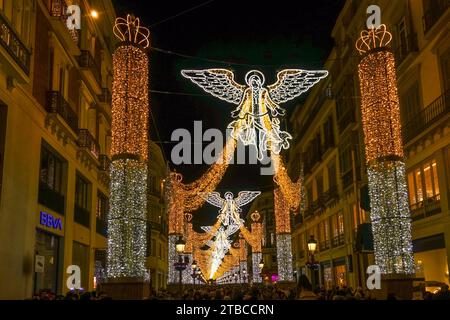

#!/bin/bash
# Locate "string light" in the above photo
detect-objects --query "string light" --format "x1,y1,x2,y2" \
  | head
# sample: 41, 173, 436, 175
356, 25, 414, 275
276, 234, 294, 281
181, 68, 327, 159
107, 16, 149, 279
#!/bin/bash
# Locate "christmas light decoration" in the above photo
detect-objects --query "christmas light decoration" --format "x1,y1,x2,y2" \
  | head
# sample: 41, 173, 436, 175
181, 68, 328, 160
107, 15, 149, 279
252, 252, 262, 283
356, 25, 414, 274
274, 188, 290, 234
276, 234, 294, 281
272, 154, 303, 210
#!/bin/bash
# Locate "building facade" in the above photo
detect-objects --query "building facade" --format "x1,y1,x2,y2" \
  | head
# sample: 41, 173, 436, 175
146, 140, 169, 291
0, 0, 116, 299
288, 0, 450, 291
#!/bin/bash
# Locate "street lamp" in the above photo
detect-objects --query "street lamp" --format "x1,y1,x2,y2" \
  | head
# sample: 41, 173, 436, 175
259, 259, 264, 270
306, 235, 319, 289
307, 235, 317, 253
175, 236, 186, 253
174, 236, 189, 295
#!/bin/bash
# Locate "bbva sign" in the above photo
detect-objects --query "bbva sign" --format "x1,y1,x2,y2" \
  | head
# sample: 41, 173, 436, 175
40, 211, 63, 231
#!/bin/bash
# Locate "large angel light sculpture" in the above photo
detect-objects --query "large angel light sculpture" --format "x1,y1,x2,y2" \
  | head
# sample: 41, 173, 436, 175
200, 191, 261, 228
182, 69, 328, 159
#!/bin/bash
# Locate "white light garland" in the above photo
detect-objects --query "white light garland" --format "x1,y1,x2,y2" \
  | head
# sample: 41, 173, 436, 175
252, 252, 262, 283
276, 234, 294, 281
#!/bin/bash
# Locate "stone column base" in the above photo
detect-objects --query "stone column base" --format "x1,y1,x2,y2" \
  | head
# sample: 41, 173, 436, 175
371, 274, 424, 300
100, 277, 150, 300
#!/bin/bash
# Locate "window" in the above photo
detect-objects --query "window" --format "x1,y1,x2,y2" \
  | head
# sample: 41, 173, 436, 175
316, 172, 323, 200
72, 242, 89, 290
96, 191, 108, 220
38, 143, 66, 214
328, 160, 337, 189
407, 159, 440, 207
159, 243, 162, 259
400, 82, 421, 125
74, 173, 91, 227
151, 239, 156, 257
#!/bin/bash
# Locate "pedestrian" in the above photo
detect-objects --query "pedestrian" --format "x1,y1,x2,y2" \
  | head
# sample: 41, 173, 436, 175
296, 275, 318, 300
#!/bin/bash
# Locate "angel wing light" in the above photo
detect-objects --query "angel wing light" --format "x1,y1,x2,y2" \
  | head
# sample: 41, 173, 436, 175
182, 68, 328, 158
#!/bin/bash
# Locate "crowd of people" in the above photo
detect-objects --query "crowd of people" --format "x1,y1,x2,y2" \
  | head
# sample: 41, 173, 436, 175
30, 275, 450, 301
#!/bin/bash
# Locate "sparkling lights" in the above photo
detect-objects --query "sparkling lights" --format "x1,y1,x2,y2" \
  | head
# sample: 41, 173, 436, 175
181, 69, 328, 159
356, 25, 414, 275
107, 16, 149, 279
276, 234, 294, 281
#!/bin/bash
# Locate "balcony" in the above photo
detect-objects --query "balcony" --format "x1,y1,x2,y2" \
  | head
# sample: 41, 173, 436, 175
422, 0, 450, 34
38, 182, 65, 215
45, 91, 79, 134
410, 195, 442, 222
332, 234, 345, 247
74, 204, 90, 228
46, 0, 80, 47
79, 50, 102, 87
96, 217, 107, 237
402, 90, 450, 144
77, 129, 100, 160
0, 11, 31, 76
394, 33, 418, 67
341, 169, 354, 190
98, 154, 111, 172
98, 88, 112, 105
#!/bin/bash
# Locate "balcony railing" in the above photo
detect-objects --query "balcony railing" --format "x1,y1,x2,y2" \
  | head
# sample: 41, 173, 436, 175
394, 33, 418, 66
402, 90, 450, 144
74, 204, 90, 228
410, 195, 442, 222
98, 88, 112, 105
78, 129, 100, 160
423, 0, 450, 34
98, 154, 111, 172
341, 169, 354, 190
46, 91, 79, 134
47, 0, 80, 46
38, 182, 65, 215
79, 50, 102, 85
0, 11, 31, 74
96, 217, 107, 237
332, 234, 345, 247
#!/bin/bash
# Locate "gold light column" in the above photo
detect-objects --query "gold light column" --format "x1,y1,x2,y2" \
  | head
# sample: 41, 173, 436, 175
107, 15, 150, 279
356, 25, 414, 274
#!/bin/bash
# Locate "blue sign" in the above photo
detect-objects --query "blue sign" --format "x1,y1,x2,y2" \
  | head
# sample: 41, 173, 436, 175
40, 211, 63, 231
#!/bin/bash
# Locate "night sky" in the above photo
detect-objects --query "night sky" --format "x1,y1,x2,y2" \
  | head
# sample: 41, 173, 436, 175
111, 0, 345, 227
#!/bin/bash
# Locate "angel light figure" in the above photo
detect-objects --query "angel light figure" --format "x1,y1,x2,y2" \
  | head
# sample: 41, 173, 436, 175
200, 191, 261, 228
182, 68, 328, 159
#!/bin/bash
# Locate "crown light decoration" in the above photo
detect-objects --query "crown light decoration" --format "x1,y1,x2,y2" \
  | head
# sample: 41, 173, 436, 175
113, 14, 150, 48
356, 24, 415, 274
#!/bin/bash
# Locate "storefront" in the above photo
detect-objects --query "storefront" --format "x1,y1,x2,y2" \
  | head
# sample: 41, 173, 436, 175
333, 257, 347, 287
321, 261, 333, 290
34, 210, 64, 294
413, 233, 449, 291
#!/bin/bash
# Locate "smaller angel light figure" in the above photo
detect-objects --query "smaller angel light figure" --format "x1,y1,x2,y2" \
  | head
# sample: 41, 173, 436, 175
200, 191, 261, 228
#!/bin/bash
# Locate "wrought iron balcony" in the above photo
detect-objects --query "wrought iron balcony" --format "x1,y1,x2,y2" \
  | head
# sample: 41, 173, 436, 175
410, 195, 442, 222
38, 182, 65, 215
323, 185, 339, 206
394, 33, 418, 67
98, 88, 112, 105
98, 154, 111, 172
46, 91, 79, 134
47, 0, 80, 46
423, 0, 450, 34
96, 217, 107, 237
402, 90, 450, 144
0, 11, 31, 75
79, 50, 101, 85
78, 129, 100, 160
74, 204, 90, 228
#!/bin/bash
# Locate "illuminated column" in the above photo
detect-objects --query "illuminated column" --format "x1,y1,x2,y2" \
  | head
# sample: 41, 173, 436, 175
356, 25, 414, 274
249, 212, 263, 283
274, 189, 294, 281
107, 15, 150, 279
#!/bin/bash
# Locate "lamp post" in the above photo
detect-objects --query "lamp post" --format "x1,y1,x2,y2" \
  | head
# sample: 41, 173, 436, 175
191, 260, 197, 285
174, 236, 189, 295
306, 235, 319, 288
